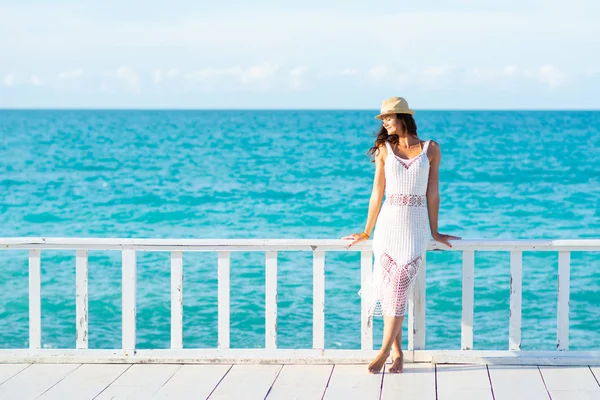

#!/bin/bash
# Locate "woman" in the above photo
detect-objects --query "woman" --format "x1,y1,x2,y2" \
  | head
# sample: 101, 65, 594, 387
342, 96, 460, 374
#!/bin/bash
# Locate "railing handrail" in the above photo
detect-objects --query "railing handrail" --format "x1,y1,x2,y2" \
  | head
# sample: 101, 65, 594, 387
1, 237, 600, 251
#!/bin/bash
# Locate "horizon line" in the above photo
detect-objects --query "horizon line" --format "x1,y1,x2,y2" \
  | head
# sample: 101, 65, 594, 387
1, 107, 600, 112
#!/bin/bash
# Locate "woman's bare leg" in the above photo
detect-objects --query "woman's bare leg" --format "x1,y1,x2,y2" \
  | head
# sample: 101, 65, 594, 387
367, 315, 403, 373
389, 318, 405, 373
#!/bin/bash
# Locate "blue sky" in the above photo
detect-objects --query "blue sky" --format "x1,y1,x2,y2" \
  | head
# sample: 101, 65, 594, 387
1, 0, 599, 109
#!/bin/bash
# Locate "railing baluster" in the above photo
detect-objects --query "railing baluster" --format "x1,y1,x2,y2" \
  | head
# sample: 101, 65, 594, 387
265, 251, 278, 349
461, 250, 475, 350
76, 250, 89, 349
409, 252, 427, 351
29, 249, 41, 350
170, 251, 183, 349
360, 250, 373, 350
218, 251, 231, 349
509, 251, 522, 351
312, 250, 325, 350
557, 251, 570, 350
122, 249, 137, 352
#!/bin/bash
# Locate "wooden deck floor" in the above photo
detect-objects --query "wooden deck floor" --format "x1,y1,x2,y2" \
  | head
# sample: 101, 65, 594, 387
0, 363, 598, 399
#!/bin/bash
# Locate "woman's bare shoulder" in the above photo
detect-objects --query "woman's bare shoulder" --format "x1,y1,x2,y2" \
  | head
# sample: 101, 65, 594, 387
375, 142, 388, 163
425, 139, 441, 161
429, 139, 440, 149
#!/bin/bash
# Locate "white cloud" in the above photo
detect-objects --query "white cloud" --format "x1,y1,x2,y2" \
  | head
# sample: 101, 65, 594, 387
466, 64, 566, 88
466, 67, 504, 82
367, 66, 392, 82
537, 65, 565, 88
502, 65, 519, 76
240, 63, 279, 84
153, 68, 179, 84
185, 63, 280, 89
30, 75, 42, 86
367, 65, 453, 87
420, 66, 454, 86
338, 68, 358, 76
2, 74, 16, 86
317, 68, 359, 79
113, 66, 140, 91
185, 67, 242, 82
423, 66, 453, 79
289, 66, 308, 89
99, 82, 112, 94
58, 69, 84, 80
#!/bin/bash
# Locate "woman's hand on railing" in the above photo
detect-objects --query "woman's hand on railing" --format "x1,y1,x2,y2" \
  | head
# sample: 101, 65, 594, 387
432, 232, 462, 248
341, 232, 370, 249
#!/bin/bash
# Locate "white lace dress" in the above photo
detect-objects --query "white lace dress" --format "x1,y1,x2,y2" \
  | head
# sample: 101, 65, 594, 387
367, 139, 432, 317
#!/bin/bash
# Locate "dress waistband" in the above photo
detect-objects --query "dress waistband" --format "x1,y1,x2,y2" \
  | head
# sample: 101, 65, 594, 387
386, 194, 426, 207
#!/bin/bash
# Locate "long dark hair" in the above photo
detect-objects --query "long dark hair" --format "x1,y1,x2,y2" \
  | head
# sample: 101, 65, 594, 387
367, 113, 418, 161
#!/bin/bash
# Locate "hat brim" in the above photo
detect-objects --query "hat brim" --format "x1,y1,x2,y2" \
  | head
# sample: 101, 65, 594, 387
374, 110, 415, 119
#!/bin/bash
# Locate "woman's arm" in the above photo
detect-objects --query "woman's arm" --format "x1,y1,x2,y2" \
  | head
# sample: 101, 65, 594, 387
426, 141, 461, 248
342, 144, 386, 248
426, 141, 441, 236
363, 145, 386, 237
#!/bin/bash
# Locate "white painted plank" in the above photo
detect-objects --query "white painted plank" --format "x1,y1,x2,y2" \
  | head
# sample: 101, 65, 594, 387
313, 250, 325, 349
152, 364, 232, 399
170, 251, 183, 349
557, 251, 570, 350
408, 252, 427, 351
591, 366, 600, 386
95, 364, 181, 400
267, 364, 333, 399
0, 364, 30, 386
509, 251, 522, 350
487, 365, 549, 400
360, 250, 373, 350
0, 364, 80, 400
265, 251, 278, 349
76, 250, 89, 349
323, 364, 383, 399
539, 366, 600, 392
462, 250, 475, 350
381, 362, 435, 399
436, 364, 492, 400
548, 391, 600, 400
38, 364, 130, 400
540, 366, 600, 400
122, 249, 137, 351
218, 251, 230, 349
29, 249, 41, 349
208, 364, 282, 400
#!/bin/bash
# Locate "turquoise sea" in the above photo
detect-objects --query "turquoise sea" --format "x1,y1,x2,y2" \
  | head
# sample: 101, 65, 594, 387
0, 110, 598, 351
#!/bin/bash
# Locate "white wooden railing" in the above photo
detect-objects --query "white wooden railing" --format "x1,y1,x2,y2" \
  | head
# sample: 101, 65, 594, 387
0, 238, 599, 365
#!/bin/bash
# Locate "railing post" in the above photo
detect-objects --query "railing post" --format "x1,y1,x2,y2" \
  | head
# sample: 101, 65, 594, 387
122, 249, 137, 352
360, 250, 373, 350
170, 251, 183, 349
312, 250, 325, 350
461, 250, 475, 350
76, 250, 89, 349
29, 249, 41, 350
265, 251, 278, 349
509, 251, 522, 350
218, 251, 231, 349
408, 252, 426, 351
557, 251, 570, 350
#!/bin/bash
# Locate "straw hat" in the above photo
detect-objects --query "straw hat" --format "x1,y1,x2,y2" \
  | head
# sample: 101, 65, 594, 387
374, 96, 415, 119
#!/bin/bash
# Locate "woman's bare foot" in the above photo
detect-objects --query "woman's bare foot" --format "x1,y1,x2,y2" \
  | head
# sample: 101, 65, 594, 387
388, 350, 404, 373
367, 350, 390, 374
